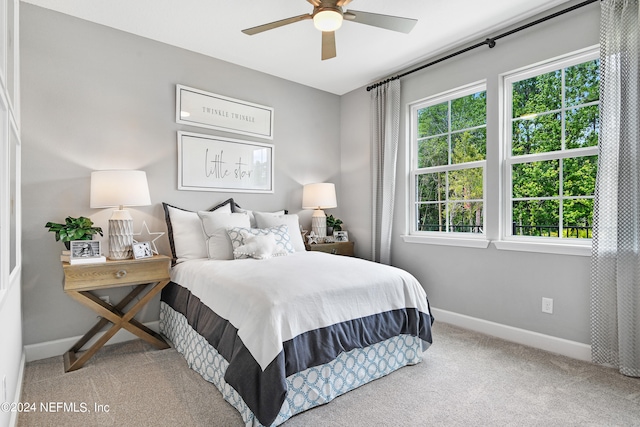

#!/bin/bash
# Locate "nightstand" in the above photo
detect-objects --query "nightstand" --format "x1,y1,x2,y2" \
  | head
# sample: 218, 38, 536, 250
306, 241, 355, 256
62, 254, 171, 372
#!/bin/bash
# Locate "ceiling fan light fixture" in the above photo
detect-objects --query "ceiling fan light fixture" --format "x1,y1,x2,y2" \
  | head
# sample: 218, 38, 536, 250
313, 9, 343, 32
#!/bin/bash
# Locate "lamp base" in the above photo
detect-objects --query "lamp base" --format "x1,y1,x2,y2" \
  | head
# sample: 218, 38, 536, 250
108, 210, 133, 260
311, 209, 327, 238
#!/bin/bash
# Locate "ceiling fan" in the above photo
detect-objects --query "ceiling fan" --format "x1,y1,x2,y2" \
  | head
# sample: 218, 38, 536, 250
241, 0, 418, 60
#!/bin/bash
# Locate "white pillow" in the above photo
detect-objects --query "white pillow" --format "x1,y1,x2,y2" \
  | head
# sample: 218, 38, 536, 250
198, 211, 250, 260
234, 207, 286, 228
226, 225, 295, 255
254, 212, 305, 252
233, 232, 288, 260
164, 202, 232, 263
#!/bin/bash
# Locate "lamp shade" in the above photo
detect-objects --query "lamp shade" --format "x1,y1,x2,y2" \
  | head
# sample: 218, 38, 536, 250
90, 170, 151, 209
302, 183, 337, 209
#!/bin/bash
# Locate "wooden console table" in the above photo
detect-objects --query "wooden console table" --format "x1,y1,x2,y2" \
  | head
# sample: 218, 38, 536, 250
62, 255, 171, 372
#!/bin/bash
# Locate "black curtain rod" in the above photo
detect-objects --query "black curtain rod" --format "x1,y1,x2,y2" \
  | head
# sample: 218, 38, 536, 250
366, 0, 599, 92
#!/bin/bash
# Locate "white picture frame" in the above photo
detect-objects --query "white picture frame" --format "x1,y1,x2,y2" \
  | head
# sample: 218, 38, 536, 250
70, 240, 101, 259
176, 85, 274, 140
132, 241, 153, 259
178, 131, 274, 193
334, 231, 349, 242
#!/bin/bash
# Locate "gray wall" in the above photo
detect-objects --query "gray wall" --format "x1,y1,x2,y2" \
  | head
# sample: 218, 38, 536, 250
340, 2, 600, 344
21, 4, 341, 346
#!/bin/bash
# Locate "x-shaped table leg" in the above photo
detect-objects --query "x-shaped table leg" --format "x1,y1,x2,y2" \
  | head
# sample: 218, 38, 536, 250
63, 280, 170, 372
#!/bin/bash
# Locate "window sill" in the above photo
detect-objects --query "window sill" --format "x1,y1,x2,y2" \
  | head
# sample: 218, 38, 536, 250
401, 234, 490, 249
493, 240, 591, 257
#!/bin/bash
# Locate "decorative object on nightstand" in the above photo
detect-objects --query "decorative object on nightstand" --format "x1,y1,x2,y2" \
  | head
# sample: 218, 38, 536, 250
45, 216, 103, 250
302, 182, 337, 238
68, 240, 106, 264
334, 230, 349, 242
325, 214, 343, 236
132, 220, 165, 255
307, 231, 319, 245
61, 254, 171, 372
90, 170, 152, 260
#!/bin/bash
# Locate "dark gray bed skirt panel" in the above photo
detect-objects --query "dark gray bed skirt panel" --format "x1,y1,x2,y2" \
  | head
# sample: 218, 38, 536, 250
161, 281, 434, 426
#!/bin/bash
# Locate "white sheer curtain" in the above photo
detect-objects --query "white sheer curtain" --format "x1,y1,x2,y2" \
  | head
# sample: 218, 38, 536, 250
370, 80, 400, 265
591, 0, 640, 377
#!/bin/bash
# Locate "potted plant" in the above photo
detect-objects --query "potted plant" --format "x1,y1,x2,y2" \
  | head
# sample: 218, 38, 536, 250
326, 215, 343, 236
45, 216, 103, 250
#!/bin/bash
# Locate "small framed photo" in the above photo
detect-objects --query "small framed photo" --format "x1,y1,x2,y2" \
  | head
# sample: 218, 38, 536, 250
133, 241, 153, 259
70, 240, 101, 259
334, 230, 349, 242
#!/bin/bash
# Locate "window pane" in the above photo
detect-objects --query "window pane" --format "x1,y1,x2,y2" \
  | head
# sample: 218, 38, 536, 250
447, 202, 483, 233
418, 135, 448, 168
563, 156, 597, 197
452, 129, 486, 163
449, 167, 483, 201
512, 70, 562, 118
512, 200, 559, 237
416, 173, 445, 202
512, 160, 559, 198
563, 199, 594, 238
566, 105, 599, 149
565, 60, 600, 107
512, 113, 561, 155
417, 203, 445, 231
451, 91, 486, 131
417, 102, 448, 138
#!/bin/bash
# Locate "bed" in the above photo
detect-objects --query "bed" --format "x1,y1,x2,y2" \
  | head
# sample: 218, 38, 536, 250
159, 199, 434, 426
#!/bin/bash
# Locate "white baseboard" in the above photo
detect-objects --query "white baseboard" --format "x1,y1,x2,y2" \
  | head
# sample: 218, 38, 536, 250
24, 321, 160, 363
431, 308, 592, 362
9, 351, 25, 427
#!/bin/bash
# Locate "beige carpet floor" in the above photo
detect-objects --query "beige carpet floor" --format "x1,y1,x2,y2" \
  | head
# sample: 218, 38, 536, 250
18, 322, 640, 427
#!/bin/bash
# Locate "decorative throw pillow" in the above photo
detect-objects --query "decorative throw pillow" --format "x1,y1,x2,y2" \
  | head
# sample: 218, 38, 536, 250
234, 207, 286, 228
198, 211, 250, 260
163, 199, 234, 263
233, 232, 288, 260
227, 224, 295, 255
253, 212, 306, 252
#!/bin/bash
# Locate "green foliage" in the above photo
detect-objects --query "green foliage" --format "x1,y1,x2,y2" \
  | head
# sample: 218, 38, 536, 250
415, 59, 599, 238
326, 215, 343, 231
510, 59, 599, 238
416, 90, 486, 233
45, 216, 103, 243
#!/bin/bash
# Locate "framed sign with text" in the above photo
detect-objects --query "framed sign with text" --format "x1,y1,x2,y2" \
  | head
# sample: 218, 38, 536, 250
178, 131, 274, 193
176, 85, 274, 139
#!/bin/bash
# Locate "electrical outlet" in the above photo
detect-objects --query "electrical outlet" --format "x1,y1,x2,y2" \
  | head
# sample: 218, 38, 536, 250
99, 296, 109, 305
542, 297, 553, 314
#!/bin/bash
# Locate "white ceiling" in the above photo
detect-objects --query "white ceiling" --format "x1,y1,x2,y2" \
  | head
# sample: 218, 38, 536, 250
23, 0, 571, 95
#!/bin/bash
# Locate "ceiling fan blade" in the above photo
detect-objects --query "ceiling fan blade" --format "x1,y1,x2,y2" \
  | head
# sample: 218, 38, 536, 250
337, 0, 353, 6
344, 9, 417, 34
307, 0, 321, 6
242, 14, 311, 35
321, 31, 336, 60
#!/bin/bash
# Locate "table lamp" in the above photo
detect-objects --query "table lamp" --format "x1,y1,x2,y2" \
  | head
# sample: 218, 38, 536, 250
90, 170, 151, 259
302, 182, 337, 238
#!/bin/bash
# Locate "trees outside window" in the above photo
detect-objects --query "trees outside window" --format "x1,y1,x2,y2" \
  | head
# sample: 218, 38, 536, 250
505, 49, 599, 240
410, 83, 486, 235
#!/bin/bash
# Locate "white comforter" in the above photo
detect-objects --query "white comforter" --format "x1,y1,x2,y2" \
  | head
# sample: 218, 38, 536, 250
171, 251, 430, 371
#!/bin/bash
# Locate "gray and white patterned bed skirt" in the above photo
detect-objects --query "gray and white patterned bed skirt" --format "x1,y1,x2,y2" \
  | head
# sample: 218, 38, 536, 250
160, 302, 424, 426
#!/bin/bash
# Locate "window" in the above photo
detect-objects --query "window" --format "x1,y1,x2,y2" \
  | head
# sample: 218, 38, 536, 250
409, 83, 487, 240
502, 49, 599, 245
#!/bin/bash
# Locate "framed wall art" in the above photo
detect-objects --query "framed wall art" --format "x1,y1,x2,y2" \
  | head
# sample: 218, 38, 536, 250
178, 131, 274, 193
176, 85, 274, 140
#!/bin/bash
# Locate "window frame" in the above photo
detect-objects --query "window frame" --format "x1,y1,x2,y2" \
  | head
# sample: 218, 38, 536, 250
405, 80, 490, 248
497, 46, 599, 256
